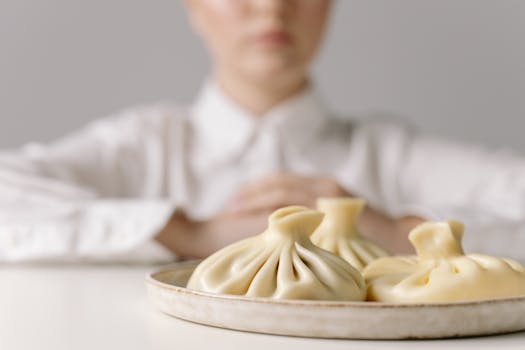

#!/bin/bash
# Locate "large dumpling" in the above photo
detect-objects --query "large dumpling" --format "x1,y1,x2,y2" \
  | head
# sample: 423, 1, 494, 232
363, 220, 525, 303
187, 206, 366, 301
310, 197, 389, 270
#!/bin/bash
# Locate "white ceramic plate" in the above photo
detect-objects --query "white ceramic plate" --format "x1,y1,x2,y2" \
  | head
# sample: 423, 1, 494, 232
146, 261, 525, 339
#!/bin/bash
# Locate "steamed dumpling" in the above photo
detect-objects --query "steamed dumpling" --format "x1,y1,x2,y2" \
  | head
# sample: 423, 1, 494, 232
310, 197, 389, 270
187, 206, 366, 301
363, 220, 525, 303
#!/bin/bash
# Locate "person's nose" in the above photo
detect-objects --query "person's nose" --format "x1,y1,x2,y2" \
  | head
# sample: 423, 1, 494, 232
252, 0, 292, 19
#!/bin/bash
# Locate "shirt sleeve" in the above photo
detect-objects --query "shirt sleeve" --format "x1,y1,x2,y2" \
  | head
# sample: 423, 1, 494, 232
0, 105, 178, 263
398, 128, 525, 262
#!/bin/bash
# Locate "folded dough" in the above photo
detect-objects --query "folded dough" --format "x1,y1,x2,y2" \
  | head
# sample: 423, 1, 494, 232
187, 206, 366, 301
363, 220, 525, 302
310, 197, 389, 270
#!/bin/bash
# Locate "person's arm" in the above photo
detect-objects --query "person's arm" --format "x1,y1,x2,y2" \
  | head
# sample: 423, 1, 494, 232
399, 131, 525, 261
0, 105, 178, 262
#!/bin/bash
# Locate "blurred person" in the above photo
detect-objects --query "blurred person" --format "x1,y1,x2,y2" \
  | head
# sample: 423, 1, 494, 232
1, 0, 524, 263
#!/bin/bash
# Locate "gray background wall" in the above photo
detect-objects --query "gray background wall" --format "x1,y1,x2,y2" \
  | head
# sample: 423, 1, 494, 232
1, 0, 524, 151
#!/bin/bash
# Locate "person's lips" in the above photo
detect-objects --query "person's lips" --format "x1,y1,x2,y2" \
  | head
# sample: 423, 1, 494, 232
254, 29, 293, 47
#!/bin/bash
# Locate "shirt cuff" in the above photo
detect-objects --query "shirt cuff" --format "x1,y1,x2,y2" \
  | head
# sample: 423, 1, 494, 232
0, 199, 179, 263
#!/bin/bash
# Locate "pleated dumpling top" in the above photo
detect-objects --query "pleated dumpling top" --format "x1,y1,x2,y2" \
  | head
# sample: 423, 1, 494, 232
187, 206, 366, 301
310, 197, 389, 270
363, 220, 525, 302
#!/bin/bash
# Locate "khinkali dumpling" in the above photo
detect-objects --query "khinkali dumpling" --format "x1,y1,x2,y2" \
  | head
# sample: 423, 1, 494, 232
310, 197, 389, 270
187, 206, 366, 301
363, 220, 525, 302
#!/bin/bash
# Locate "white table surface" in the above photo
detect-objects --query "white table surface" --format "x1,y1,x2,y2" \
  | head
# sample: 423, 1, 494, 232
1, 264, 523, 350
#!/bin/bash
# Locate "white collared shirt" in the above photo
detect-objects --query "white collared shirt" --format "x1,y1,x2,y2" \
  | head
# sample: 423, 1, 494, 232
1, 82, 524, 262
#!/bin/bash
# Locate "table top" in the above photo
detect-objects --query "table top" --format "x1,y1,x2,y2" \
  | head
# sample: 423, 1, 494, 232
1, 264, 523, 350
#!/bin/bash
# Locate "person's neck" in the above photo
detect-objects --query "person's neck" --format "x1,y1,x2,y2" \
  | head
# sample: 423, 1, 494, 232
215, 70, 309, 117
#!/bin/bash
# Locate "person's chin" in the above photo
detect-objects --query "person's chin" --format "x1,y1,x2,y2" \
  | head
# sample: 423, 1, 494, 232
246, 68, 296, 86
248, 56, 300, 78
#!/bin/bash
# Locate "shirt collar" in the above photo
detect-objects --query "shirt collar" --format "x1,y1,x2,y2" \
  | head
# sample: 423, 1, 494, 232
191, 79, 330, 161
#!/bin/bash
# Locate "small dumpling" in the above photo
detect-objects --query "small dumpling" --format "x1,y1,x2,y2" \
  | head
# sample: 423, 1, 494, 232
187, 206, 366, 301
363, 220, 525, 303
310, 197, 389, 270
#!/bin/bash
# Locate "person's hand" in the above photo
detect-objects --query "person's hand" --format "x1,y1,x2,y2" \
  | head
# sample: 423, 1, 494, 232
155, 210, 268, 259
156, 171, 425, 259
225, 171, 423, 254
226, 171, 348, 214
